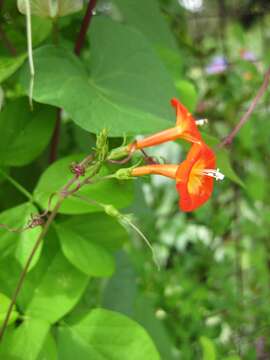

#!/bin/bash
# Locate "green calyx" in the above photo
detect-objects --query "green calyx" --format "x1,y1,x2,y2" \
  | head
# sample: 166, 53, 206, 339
107, 146, 130, 161
113, 168, 133, 180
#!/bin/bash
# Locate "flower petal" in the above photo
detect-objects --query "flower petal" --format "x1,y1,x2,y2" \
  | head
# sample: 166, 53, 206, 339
171, 98, 202, 143
176, 143, 215, 212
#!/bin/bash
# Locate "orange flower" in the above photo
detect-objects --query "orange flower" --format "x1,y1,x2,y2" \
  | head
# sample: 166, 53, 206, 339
128, 98, 202, 152
131, 143, 224, 212
176, 143, 224, 211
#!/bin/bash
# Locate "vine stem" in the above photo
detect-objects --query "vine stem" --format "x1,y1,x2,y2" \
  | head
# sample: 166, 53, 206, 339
0, 25, 17, 56
0, 154, 94, 342
0, 199, 63, 342
49, 0, 98, 163
49, 108, 61, 164
219, 66, 270, 148
74, 0, 98, 56
0, 0, 17, 56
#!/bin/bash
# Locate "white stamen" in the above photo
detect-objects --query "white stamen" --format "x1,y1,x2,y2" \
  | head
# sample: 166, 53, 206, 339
196, 118, 208, 126
201, 168, 225, 181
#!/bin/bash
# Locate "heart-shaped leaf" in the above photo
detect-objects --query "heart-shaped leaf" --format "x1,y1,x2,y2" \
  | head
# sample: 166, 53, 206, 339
20, 18, 176, 136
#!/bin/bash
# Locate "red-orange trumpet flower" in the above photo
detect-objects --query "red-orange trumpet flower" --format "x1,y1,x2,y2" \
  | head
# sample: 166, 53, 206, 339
128, 98, 203, 152
131, 143, 224, 212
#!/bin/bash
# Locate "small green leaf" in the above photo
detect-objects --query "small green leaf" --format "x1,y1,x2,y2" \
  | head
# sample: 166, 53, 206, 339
0, 318, 50, 360
34, 154, 133, 214
0, 53, 27, 84
25, 250, 89, 323
20, 18, 177, 136
0, 293, 19, 326
0, 98, 56, 167
200, 336, 216, 360
58, 213, 127, 251
216, 150, 244, 188
175, 79, 198, 112
32, 16, 53, 46
0, 202, 42, 271
57, 308, 161, 360
56, 223, 115, 277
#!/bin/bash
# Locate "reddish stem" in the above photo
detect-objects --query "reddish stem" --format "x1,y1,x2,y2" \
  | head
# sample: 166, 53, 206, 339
74, 0, 98, 56
49, 108, 61, 163
0, 0, 17, 56
219, 66, 270, 148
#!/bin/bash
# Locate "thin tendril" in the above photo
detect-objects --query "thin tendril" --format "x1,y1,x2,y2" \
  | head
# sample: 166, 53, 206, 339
122, 217, 160, 270
25, 0, 35, 109
72, 193, 160, 269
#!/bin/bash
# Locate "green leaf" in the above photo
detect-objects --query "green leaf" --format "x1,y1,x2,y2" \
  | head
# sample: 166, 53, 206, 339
156, 46, 184, 79
57, 308, 160, 360
56, 212, 128, 277
37, 331, 58, 360
199, 336, 216, 360
113, 0, 178, 50
56, 223, 115, 277
102, 251, 137, 316
216, 150, 244, 188
0, 202, 42, 271
134, 296, 176, 360
0, 98, 56, 167
58, 213, 127, 251
31, 16, 53, 46
0, 318, 50, 360
20, 18, 177, 136
175, 79, 198, 112
0, 293, 19, 326
24, 250, 89, 323
34, 154, 133, 214
102, 252, 175, 360
0, 53, 27, 84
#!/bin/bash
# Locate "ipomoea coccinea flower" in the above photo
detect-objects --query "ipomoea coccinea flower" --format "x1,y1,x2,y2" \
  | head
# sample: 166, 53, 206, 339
128, 98, 202, 152
131, 143, 224, 212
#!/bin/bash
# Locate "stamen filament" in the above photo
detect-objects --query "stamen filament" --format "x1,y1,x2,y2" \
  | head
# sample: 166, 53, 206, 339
203, 168, 224, 180
196, 168, 225, 181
